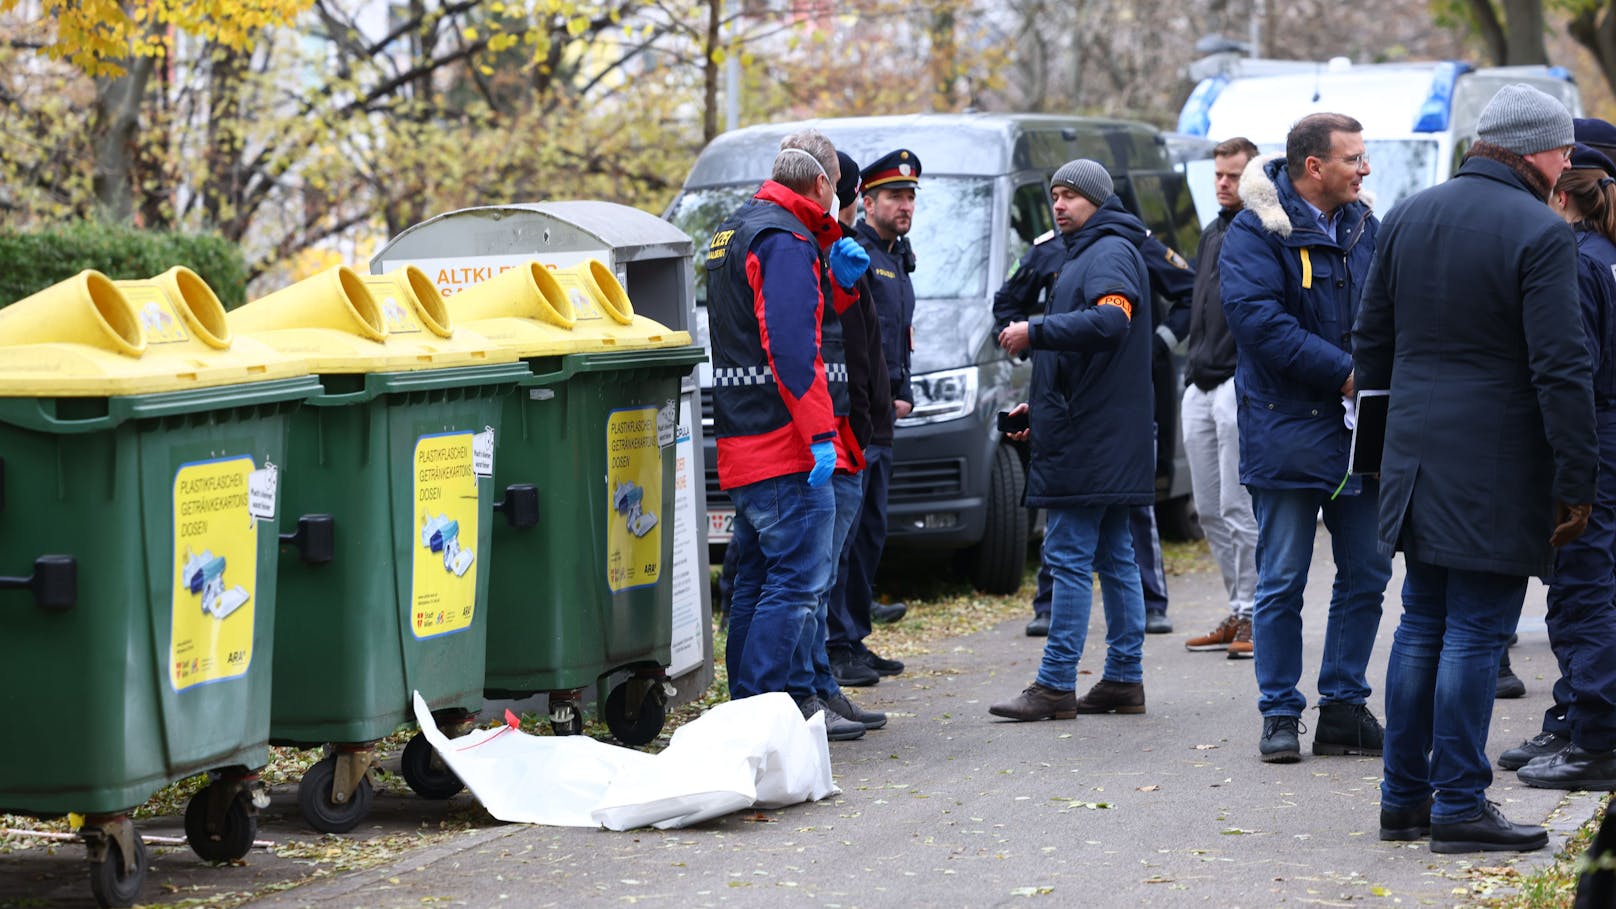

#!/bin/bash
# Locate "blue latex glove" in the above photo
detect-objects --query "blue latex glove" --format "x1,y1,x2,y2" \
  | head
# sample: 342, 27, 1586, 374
828, 238, 870, 289
807, 440, 836, 487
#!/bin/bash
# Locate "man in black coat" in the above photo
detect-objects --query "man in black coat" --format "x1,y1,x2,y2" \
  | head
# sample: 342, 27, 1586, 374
1355, 83, 1596, 854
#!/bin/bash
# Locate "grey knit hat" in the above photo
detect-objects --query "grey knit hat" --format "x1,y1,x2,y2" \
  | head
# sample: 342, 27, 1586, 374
1477, 84, 1574, 155
1051, 159, 1113, 206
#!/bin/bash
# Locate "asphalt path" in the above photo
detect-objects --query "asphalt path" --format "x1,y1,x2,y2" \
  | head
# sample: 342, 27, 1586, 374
4, 526, 1601, 908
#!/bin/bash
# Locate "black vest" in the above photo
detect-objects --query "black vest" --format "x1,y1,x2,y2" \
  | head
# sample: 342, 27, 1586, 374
704, 198, 849, 439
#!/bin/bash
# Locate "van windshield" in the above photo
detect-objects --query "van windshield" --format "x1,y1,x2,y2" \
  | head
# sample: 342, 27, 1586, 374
666, 176, 993, 304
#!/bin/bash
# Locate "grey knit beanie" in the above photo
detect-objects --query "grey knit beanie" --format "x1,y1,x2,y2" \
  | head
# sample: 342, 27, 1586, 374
1477, 84, 1574, 155
1051, 159, 1113, 206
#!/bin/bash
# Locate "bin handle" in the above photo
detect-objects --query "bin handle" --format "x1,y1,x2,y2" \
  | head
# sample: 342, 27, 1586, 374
0, 556, 77, 612
493, 484, 540, 529
279, 514, 336, 564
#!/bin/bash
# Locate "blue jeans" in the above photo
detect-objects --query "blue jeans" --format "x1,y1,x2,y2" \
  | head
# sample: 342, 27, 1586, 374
1036, 504, 1145, 691
724, 473, 837, 700
1031, 505, 1167, 616
1382, 559, 1527, 823
794, 472, 864, 699
1249, 483, 1391, 717
828, 444, 892, 650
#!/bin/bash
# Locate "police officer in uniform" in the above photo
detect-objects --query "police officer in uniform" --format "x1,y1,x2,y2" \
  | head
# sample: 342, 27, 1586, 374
992, 215, 1194, 636
827, 149, 919, 686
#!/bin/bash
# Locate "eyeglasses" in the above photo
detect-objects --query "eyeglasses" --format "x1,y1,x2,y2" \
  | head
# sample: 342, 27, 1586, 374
1333, 153, 1370, 169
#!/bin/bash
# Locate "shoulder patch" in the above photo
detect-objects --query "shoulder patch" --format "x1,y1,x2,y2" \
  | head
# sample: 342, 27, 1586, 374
1163, 248, 1190, 271
1033, 230, 1056, 246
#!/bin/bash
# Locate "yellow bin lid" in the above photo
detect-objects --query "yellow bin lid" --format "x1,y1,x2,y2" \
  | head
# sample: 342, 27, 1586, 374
444, 261, 582, 357
229, 265, 515, 373
0, 268, 309, 396
551, 260, 692, 350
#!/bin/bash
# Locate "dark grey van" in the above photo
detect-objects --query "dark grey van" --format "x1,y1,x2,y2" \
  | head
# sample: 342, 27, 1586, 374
665, 113, 1203, 593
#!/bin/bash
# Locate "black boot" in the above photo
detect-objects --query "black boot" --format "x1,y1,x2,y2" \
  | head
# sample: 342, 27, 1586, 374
1499, 731, 1570, 771
1260, 716, 1304, 763
1517, 744, 1616, 790
1496, 651, 1526, 699
1430, 801, 1549, 853
1380, 798, 1433, 841
1313, 703, 1384, 756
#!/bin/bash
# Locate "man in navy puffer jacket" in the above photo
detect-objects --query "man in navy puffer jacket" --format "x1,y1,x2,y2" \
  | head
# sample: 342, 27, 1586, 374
1219, 113, 1393, 764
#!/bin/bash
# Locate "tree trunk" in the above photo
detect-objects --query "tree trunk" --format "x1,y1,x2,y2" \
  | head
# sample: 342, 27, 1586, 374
1501, 0, 1547, 64
1569, 2, 1616, 104
929, 5, 957, 111
1466, 0, 1508, 64
205, 44, 248, 236
90, 54, 155, 223
702, 0, 720, 144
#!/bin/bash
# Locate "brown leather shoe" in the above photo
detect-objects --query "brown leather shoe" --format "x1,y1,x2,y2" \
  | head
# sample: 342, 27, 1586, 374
1227, 617, 1254, 660
989, 683, 1077, 721
1185, 614, 1239, 651
1074, 679, 1146, 715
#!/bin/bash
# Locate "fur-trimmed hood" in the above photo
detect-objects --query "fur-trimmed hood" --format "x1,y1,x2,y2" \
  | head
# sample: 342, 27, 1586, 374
1238, 154, 1375, 240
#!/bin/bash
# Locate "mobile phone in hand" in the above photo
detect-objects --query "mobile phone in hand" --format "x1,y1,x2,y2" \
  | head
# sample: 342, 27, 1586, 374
997, 410, 1029, 433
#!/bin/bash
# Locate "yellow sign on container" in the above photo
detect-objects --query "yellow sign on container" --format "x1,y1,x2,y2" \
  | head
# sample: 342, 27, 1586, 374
605, 407, 662, 593
411, 431, 481, 638
170, 455, 262, 691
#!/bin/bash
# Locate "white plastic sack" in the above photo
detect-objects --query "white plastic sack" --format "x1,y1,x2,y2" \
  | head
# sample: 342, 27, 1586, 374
411, 691, 838, 830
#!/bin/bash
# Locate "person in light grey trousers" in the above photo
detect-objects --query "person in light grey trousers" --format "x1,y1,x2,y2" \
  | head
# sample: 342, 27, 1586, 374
1181, 136, 1261, 660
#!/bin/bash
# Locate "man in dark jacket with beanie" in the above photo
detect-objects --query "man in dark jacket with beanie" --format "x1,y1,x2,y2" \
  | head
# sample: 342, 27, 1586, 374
1220, 113, 1393, 766
988, 159, 1154, 722
990, 192, 1193, 639
1356, 83, 1595, 853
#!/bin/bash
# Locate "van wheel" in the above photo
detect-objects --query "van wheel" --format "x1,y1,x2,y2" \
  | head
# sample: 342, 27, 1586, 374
965, 445, 1028, 595
1156, 494, 1203, 542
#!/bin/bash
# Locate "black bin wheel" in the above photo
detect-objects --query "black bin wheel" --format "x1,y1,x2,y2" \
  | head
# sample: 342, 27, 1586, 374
88, 828, 146, 908
184, 785, 256, 862
297, 754, 374, 834
604, 681, 667, 746
550, 699, 583, 737
400, 732, 464, 800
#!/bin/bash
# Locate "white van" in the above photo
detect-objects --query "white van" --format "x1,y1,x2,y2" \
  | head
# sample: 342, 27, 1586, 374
1176, 57, 1581, 215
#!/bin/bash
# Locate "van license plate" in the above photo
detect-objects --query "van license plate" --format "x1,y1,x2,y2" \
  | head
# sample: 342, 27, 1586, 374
707, 510, 735, 542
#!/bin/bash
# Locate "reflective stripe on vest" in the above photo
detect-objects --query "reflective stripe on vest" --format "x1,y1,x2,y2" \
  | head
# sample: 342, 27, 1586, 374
713, 363, 849, 387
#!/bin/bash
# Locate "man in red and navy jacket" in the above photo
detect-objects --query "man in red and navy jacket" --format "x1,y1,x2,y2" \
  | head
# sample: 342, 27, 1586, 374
703, 129, 870, 740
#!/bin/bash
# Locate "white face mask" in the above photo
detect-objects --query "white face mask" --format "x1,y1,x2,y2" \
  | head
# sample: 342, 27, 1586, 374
778, 147, 836, 220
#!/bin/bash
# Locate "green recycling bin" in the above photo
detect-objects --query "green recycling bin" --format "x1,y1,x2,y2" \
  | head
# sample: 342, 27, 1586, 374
450, 261, 704, 746
229, 265, 530, 835
0, 268, 318, 908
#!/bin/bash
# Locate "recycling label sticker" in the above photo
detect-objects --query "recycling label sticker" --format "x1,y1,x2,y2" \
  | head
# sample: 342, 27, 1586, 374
411, 431, 480, 638
247, 462, 278, 520
170, 455, 258, 691
606, 407, 662, 593
472, 427, 495, 478
122, 285, 190, 344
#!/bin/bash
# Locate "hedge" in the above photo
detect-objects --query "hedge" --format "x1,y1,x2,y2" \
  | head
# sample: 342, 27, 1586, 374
0, 222, 247, 310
